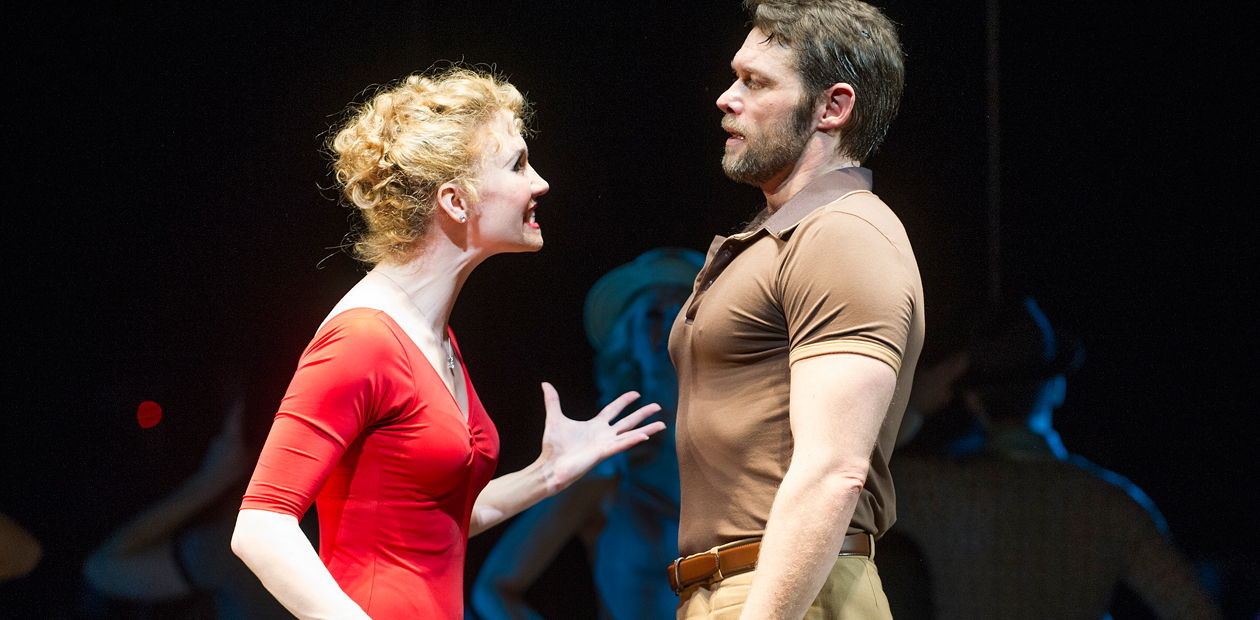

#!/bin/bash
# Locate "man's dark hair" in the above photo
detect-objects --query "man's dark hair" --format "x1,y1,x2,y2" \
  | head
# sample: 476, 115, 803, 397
746, 0, 905, 163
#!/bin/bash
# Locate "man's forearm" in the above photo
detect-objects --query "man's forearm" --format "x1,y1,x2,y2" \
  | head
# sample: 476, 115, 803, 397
733, 353, 894, 620
737, 464, 865, 620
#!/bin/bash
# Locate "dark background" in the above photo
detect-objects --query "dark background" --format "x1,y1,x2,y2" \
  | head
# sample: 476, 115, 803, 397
3, 0, 1255, 618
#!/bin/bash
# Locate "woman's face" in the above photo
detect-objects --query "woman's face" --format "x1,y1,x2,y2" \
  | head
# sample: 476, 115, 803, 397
468, 111, 550, 254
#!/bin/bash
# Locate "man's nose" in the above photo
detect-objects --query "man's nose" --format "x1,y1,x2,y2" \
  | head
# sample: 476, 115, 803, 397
716, 82, 741, 114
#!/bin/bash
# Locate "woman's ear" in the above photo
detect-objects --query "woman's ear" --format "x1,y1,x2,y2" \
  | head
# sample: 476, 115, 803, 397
436, 182, 469, 223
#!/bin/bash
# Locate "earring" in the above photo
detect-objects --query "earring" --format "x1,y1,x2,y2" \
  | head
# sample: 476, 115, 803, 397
458, 212, 467, 223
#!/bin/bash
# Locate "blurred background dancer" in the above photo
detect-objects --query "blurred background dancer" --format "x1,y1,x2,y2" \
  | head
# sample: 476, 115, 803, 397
472, 248, 702, 620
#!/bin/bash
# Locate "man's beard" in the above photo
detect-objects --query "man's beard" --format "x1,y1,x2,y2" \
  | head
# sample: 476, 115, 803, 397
721, 97, 815, 186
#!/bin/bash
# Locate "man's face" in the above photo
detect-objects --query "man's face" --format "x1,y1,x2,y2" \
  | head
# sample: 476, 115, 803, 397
718, 28, 816, 187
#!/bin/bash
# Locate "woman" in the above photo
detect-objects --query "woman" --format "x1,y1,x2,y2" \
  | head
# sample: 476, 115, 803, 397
231, 68, 664, 620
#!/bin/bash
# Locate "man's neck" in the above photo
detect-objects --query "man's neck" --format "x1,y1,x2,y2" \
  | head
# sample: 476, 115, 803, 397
760, 138, 859, 212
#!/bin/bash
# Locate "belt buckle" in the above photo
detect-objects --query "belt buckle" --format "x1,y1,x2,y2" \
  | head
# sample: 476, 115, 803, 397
709, 548, 725, 583
671, 548, 725, 595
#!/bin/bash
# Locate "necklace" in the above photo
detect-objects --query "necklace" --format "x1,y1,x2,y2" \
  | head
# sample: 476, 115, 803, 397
374, 271, 456, 374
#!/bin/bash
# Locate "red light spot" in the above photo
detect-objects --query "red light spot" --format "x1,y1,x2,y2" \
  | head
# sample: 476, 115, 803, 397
137, 401, 163, 428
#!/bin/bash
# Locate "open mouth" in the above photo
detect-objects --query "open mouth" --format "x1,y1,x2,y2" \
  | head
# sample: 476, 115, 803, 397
721, 117, 746, 145
526, 206, 539, 229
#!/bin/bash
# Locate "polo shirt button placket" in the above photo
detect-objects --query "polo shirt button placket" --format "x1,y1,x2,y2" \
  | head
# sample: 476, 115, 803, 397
687, 240, 743, 321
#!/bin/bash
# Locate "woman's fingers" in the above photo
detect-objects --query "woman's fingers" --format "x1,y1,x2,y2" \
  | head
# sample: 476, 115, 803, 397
602, 426, 664, 456
595, 390, 642, 422
634, 420, 667, 438
541, 382, 562, 421
611, 404, 663, 433
539, 385, 664, 438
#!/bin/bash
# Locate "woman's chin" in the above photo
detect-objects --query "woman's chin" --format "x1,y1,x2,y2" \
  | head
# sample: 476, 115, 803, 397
521, 230, 544, 252
497, 235, 544, 254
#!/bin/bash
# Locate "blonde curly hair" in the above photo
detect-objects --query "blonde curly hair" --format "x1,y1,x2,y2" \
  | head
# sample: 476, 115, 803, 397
329, 67, 530, 265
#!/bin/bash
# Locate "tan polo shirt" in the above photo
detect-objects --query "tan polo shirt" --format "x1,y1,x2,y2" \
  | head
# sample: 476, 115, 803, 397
669, 167, 924, 556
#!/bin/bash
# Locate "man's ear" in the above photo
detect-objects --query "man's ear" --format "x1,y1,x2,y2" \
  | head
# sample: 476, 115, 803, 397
816, 82, 856, 131
436, 182, 468, 223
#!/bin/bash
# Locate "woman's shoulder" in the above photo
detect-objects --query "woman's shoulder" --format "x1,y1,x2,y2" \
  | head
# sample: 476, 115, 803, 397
306, 308, 410, 363
318, 306, 396, 334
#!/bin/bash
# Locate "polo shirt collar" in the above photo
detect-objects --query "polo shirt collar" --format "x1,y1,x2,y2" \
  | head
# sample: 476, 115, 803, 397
683, 167, 874, 323
758, 166, 873, 239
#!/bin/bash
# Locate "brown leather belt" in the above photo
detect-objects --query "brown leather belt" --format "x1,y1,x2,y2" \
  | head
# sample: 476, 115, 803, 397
667, 534, 872, 594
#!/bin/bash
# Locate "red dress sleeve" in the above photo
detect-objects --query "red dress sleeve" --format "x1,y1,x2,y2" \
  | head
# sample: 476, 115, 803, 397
241, 310, 416, 518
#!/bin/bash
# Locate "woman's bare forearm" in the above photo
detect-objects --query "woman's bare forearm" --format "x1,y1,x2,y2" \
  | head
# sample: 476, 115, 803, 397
231, 509, 372, 620
470, 458, 549, 536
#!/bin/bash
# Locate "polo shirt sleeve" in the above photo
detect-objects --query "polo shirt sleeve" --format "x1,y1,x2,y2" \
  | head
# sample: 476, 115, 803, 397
777, 211, 916, 372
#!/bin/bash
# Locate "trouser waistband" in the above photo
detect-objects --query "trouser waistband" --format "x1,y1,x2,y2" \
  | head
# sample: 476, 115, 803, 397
667, 533, 873, 594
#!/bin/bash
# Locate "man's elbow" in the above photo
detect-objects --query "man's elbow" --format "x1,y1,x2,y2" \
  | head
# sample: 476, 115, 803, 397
819, 460, 870, 500
784, 450, 871, 513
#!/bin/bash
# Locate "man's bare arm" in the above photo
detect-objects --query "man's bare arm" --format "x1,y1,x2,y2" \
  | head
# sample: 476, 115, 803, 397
737, 352, 897, 620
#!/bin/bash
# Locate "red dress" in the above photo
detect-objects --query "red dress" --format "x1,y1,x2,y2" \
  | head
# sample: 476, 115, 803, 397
241, 308, 500, 619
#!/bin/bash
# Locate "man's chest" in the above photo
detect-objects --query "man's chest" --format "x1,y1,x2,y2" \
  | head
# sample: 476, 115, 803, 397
681, 236, 791, 366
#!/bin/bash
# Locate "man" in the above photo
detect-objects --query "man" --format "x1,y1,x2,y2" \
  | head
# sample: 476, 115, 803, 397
667, 2, 922, 619
892, 298, 1222, 620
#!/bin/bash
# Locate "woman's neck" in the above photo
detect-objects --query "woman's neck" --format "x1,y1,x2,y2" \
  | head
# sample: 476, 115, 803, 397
372, 233, 480, 336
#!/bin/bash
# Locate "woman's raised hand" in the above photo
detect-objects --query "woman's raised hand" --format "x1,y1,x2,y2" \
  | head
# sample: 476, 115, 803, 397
537, 382, 665, 495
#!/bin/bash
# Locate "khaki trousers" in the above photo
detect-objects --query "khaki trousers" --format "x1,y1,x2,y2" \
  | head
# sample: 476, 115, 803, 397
676, 555, 893, 620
